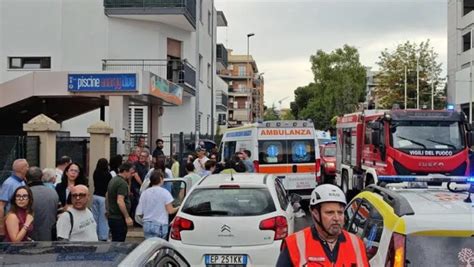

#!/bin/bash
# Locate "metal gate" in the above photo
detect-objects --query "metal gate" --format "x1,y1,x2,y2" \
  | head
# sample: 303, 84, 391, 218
0, 136, 40, 184
56, 137, 89, 176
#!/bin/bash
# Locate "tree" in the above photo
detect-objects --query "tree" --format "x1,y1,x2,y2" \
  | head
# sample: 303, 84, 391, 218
263, 104, 280, 121
291, 45, 367, 129
375, 40, 444, 109
280, 109, 295, 120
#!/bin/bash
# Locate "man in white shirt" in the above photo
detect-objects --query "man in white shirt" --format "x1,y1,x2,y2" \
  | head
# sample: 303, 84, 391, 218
55, 156, 71, 185
193, 146, 209, 176
57, 185, 98, 241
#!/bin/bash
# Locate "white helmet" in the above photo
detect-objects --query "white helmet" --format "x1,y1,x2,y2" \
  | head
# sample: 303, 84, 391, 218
309, 184, 347, 207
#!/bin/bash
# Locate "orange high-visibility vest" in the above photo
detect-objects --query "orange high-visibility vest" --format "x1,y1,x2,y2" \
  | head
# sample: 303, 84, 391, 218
285, 227, 369, 267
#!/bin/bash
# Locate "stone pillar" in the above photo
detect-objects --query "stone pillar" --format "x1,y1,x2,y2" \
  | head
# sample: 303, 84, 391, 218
87, 121, 113, 192
23, 114, 60, 170
150, 104, 163, 152
109, 96, 129, 155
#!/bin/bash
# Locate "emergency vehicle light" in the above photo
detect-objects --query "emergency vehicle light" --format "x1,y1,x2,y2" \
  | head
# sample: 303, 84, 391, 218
447, 104, 455, 111
378, 175, 473, 184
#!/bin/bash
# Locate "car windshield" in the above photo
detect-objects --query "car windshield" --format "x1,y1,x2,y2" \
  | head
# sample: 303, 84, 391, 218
390, 120, 464, 150
324, 147, 336, 157
0, 242, 138, 266
181, 188, 276, 216
405, 236, 473, 266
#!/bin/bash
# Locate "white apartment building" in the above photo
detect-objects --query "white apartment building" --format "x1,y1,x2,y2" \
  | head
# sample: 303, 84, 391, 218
0, 0, 227, 154
448, 0, 474, 118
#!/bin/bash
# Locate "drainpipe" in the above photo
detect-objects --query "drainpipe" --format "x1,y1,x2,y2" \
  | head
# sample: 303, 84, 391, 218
210, 0, 215, 139
195, 0, 201, 148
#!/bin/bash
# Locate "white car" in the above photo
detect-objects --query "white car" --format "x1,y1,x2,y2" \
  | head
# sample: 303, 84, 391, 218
168, 173, 298, 266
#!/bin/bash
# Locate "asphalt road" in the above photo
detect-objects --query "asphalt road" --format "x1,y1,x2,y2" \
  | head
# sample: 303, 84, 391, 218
294, 204, 313, 232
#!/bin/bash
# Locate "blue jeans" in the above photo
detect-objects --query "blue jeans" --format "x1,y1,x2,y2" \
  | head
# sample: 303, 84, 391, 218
143, 221, 168, 239
92, 195, 109, 241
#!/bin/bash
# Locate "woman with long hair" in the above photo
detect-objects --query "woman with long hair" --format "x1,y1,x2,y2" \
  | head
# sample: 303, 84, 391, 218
92, 158, 112, 241
55, 162, 88, 208
4, 186, 34, 242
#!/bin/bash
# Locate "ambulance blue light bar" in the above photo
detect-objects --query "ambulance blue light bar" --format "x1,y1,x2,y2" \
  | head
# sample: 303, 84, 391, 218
378, 175, 473, 183
447, 104, 455, 111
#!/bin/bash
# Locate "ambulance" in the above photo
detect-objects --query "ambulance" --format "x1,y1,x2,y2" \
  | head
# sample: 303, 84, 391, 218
219, 120, 321, 199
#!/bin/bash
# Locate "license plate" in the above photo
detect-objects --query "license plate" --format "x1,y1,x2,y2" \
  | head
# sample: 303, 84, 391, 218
205, 254, 247, 265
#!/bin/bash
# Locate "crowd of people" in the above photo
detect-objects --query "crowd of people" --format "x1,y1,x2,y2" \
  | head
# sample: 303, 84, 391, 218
0, 137, 257, 243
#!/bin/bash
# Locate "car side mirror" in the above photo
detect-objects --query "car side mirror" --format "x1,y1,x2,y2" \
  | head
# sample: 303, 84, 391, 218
466, 123, 473, 132
468, 131, 474, 148
371, 131, 380, 147
370, 121, 381, 130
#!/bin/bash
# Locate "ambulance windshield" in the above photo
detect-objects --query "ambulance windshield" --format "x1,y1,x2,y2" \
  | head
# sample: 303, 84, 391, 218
390, 121, 464, 150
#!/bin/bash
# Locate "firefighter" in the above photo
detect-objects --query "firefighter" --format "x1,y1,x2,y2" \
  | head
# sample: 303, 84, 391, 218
276, 184, 369, 267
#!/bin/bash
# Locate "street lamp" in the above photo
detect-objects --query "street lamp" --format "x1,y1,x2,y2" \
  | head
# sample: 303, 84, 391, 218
247, 33, 255, 123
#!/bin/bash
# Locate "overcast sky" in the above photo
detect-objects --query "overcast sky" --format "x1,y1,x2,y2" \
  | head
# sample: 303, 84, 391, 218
215, 0, 447, 109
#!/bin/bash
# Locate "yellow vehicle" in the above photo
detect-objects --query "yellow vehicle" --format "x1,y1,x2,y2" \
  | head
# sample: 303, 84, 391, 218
344, 176, 473, 266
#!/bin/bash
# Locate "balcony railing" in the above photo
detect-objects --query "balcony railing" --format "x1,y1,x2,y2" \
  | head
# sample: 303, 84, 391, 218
102, 59, 196, 95
216, 44, 228, 69
104, 0, 196, 30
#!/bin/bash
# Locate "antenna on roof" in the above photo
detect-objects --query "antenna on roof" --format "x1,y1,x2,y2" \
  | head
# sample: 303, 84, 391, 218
230, 170, 234, 181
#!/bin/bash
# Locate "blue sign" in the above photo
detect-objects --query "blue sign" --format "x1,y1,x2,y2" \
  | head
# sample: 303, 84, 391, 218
68, 74, 137, 92
226, 130, 252, 138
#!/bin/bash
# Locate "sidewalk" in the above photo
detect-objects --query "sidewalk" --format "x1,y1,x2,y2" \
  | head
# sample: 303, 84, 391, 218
126, 226, 144, 243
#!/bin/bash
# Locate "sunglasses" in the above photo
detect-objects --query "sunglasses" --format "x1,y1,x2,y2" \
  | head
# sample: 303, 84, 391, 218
71, 193, 87, 199
15, 194, 29, 200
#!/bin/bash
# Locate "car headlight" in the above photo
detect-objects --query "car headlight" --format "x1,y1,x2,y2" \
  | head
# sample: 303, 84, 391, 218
326, 162, 335, 168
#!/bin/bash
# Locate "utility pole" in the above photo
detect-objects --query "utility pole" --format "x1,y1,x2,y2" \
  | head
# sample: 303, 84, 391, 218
416, 54, 420, 109
404, 65, 407, 110
470, 28, 473, 123
246, 33, 255, 124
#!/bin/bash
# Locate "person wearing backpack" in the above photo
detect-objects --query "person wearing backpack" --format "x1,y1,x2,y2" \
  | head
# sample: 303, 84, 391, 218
56, 185, 98, 241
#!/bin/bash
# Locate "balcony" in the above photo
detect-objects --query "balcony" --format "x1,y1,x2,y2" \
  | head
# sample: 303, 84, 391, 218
216, 44, 228, 70
216, 90, 228, 111
102, 59, 196, 96
103, 0, 196, 31
228, 88, 252, 95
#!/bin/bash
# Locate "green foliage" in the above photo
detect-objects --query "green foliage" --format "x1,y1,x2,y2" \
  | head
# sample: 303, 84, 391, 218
264, 104, 280, 121
375, 40, 445, 109
291, 45, 367, 129
280, 109, 295, 120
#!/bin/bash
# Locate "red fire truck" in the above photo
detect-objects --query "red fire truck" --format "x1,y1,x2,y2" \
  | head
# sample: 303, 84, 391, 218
335, 108, 474, 195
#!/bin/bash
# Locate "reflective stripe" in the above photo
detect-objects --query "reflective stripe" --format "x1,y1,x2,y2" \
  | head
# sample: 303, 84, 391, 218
348, 233, 364, 267
295, 230, 306, 267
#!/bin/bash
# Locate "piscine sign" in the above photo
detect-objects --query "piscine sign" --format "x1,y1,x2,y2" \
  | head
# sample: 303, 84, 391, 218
68, 74, 137, 92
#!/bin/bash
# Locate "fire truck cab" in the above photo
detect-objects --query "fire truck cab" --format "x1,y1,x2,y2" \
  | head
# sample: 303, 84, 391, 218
336, 108, 474, 195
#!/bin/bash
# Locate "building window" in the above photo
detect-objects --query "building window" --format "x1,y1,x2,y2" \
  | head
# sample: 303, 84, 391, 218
464, 0, 474, 16
218, 114, 226, 125
199, 54, 203, 82
207, 63, 211, 88
8, 57, 51, 69
208, 10, 212, 35
463, 31, 471, 52
239, 65, 246, 76
228, 64, 233, 70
